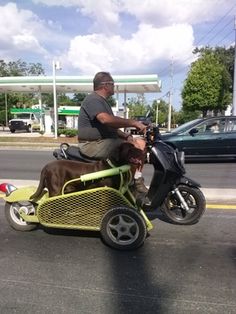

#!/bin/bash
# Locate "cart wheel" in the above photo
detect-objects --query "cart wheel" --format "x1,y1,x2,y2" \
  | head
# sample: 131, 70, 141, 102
5, 202, 37, 231
101, 207, 147, 250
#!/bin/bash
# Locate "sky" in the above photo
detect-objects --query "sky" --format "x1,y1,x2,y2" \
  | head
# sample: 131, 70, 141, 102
0, 0, 236, 110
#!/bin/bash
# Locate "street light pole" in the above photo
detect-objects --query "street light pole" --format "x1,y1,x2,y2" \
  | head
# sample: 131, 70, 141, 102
5, 93, 8, 127
155, 99, 160, 126
38, 86, 44, 132
52, 60, 61, 139
167, 59, 174, 131
232, 16, 236, 115
167, 91, 172, 131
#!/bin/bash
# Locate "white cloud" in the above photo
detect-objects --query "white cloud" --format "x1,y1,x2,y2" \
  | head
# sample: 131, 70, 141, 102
30, 0, 236, 75
33, 0, 121, 33
66, 23, 194, 74
1, 0, 235, 76
33, 0, 236, 30
121, 0, 235, 26
0, 3, 47, 58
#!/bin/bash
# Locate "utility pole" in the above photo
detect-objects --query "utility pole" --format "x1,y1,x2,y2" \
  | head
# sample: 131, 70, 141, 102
52, 60, 61, 139
232, 16, 236, 115
155, 99, 160, 126
167, 59, 173, 131
5, 93, 8, 127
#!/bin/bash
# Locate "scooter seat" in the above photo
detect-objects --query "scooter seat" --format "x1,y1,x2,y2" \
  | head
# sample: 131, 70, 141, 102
62, 144, 100, 163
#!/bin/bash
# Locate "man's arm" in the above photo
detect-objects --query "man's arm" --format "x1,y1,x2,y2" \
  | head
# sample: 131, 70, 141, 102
96, 112, 146, 133
117, 129, 133, 140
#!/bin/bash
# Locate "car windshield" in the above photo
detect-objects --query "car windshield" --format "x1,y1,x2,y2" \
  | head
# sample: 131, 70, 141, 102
15, 114, 31, 119
167, 118, 202, 134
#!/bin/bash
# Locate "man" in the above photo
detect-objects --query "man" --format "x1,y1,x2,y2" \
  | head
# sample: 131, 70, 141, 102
78, 71, 148, 194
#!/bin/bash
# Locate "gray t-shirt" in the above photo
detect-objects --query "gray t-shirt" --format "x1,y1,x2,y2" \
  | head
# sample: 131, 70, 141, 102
78, 92, 118, 140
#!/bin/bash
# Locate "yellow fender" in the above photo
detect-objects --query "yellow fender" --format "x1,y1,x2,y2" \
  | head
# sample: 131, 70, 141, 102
3, 186, 48, 204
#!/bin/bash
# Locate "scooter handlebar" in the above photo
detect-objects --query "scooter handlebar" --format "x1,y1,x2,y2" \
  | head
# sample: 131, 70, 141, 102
145, 125, 162, 145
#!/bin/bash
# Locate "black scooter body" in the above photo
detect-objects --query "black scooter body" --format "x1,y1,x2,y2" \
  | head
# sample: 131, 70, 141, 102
146, 140, 200, 209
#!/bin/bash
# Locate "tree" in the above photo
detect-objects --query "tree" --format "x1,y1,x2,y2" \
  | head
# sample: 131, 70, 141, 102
39, 93, 76, 108
107, 96, 117, 107
150, 99, 169, 125
72, 93, 87, 105
127, 96, 148, 118
0, 59, 45, 77
175, 109, 201, 125
0, 60, 8, 76
194, 46, 234, 92
182, 51, 231, 116
0, 59, 46, 124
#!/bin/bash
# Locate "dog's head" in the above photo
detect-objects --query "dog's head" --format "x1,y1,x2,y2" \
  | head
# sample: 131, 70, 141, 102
110, 142, 145, 167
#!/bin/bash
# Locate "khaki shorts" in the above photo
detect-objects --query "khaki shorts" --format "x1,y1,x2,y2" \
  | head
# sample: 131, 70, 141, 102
78, 138, 125, 159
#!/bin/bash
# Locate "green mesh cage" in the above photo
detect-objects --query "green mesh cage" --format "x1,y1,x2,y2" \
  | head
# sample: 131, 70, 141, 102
37, 187, 133, 230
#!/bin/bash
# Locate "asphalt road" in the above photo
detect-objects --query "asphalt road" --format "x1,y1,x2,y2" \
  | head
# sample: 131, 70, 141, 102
1, 149, 236, 189
0, 149, 236, 313
0, 199, 235, 314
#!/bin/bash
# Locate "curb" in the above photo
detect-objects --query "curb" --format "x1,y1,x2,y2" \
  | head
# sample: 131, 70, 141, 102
1, 180, 236, 206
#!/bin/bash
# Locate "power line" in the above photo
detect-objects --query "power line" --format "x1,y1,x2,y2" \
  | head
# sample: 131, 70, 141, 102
158, 5, 236, 110
206, 18, 234, 45
216, 29, 235, 46
158, 4, 236, 77
195, 3, 236, 46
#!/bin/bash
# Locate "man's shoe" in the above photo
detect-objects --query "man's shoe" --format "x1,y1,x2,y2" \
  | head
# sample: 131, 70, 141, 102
129, 178, 152, 208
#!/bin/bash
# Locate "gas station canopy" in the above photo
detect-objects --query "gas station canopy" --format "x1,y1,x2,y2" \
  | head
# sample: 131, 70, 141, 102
0, 74, 161, 94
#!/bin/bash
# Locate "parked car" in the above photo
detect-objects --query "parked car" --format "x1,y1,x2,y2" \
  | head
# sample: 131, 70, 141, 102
9, 113, 40, 133
161, 116, 236, 161
51, 120, 66, 131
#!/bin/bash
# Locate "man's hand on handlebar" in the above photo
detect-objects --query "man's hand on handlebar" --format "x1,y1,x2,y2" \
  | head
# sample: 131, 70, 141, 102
134, 121, 147, 134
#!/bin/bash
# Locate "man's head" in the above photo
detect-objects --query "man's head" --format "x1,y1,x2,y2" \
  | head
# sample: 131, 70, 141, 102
93, 72, 115, 97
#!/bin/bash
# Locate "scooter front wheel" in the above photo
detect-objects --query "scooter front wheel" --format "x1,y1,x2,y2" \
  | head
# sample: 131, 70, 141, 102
5, 202, 37, 231
161, 185, 206, 225
101, 207, 147, 250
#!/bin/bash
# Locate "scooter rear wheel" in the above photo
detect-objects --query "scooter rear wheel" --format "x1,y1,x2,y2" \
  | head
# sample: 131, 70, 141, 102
161, 185, 206, 225
101, 207, 147, 250
5, 202, 37, 231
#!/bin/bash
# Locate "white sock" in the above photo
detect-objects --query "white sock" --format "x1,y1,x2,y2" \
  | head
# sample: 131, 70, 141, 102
134, 171, 142, 179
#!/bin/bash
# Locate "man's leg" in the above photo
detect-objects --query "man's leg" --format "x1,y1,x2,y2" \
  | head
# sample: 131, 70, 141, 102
129, 137, 148, 194
79, 138, 124, 159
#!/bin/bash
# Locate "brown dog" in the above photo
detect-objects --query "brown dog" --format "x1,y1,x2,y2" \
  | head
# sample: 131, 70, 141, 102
30, 142, 145, 199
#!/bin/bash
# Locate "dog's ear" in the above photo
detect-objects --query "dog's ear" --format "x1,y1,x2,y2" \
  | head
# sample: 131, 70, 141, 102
118, 142, 137, 165
108, 142, 133, 165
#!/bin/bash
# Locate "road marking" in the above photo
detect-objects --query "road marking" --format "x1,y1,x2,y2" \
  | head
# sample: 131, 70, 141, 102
206, 204, 236, 210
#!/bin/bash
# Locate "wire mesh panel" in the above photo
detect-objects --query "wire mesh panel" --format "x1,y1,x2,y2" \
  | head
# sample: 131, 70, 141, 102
37, 187, 132, 230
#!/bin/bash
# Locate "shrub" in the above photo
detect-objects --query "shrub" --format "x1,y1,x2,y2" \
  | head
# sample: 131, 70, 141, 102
58, 128, 77, 137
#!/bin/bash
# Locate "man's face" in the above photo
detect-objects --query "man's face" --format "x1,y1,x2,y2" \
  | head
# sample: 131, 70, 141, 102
100, 76, 115, 97
104, 80, 115, 96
